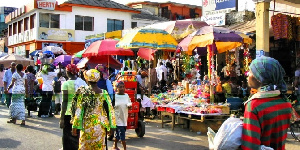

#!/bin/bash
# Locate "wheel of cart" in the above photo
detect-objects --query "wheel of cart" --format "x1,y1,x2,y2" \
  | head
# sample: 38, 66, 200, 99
117, 73, 145, 137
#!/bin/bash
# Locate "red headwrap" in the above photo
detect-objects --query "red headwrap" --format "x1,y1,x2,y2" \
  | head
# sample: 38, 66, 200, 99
66, 64, 79, 75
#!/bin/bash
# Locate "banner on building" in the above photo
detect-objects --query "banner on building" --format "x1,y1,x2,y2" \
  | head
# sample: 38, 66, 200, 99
201, 13, 226, 26
37, 0, 57, 11
85, 33, 105, 49
202, 0, 237, 16
38, 27, 75, 41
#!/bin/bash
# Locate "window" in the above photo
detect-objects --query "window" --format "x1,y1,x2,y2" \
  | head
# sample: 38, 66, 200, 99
18, 20, 23, 33
75, 15, 94, 31
30, 14, 36, 29
131, 22, 137, 28
9, 25, 12, 36
39, 13, 60, 28
13, 22, 17, 35
107, 19, 124, 32
24, 17, 29, 30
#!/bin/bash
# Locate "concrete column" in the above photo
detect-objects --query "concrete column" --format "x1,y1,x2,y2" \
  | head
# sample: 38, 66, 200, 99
255, 0, 271, 56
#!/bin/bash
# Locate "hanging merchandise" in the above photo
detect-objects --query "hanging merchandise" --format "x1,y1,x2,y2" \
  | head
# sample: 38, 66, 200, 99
235, 49, 241, 76
243, 44, 252, 76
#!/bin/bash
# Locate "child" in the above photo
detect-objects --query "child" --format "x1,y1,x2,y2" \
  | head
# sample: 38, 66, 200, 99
112, 81, 132, 150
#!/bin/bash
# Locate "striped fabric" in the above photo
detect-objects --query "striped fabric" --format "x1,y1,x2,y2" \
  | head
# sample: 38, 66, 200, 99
241, 96, 292, 150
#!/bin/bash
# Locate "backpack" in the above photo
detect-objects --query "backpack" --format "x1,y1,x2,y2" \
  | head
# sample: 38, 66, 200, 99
54, 80, 61, 93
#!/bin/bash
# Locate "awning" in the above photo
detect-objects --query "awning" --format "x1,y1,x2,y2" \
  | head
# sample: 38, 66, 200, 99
228, 19, 273, 36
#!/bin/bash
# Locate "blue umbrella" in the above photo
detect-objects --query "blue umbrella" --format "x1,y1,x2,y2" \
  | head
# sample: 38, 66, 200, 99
30, 50, 41, 57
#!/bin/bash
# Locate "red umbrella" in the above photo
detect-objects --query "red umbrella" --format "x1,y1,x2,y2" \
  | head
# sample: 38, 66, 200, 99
76, 56, 122, 70
137, 48, 157, 60
82, 39, 134, 57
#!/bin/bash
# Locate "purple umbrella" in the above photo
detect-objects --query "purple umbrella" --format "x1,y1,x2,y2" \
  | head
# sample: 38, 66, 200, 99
53, 55, 80, 67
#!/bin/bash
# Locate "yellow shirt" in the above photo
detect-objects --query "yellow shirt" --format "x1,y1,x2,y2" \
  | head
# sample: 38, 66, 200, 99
222, 83, 231, 94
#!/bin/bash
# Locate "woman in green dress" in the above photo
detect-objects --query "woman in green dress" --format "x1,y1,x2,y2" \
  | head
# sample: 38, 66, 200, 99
71, 69, 116, 150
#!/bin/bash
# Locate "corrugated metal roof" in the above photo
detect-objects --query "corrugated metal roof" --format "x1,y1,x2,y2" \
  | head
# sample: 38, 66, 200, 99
64, 0, 139, 12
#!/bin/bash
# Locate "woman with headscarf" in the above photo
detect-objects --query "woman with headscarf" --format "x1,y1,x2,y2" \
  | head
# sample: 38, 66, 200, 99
71, 69, 116, 150
241, 56, 292, 150
59, 64, 85, 150
38, 64, 57, 117
95, 64, 114, 102
6, 64, 27, 126
25, 65, 36, 117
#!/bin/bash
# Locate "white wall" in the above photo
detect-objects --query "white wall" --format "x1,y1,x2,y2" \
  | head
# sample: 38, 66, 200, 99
66, 7, 133, 42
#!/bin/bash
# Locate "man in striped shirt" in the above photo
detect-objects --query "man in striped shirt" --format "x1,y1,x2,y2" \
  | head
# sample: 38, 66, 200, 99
242, 56, 292, 150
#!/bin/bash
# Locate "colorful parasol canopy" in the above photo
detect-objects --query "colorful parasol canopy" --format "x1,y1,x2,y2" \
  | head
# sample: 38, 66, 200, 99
42, 46, 67, 55
178, 26, 253, 55
76, 56, 122, 70
145, 19, 208, 41
0, 54, 34, 68
137, 48, 157, 61
82, 39, 134, 57
53, 55, 81, 67
116, 28, 178, 51
74, 49, 86, 58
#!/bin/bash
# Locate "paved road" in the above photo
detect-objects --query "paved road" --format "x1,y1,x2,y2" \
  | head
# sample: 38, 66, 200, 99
1, 105, 300, 150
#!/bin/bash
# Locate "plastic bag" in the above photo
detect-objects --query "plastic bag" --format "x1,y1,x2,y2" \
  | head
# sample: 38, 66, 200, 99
207, 127, 216, 150
213, 117, 243, 150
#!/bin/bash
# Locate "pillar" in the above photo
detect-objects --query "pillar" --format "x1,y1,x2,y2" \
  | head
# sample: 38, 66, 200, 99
255, 0, 271, 56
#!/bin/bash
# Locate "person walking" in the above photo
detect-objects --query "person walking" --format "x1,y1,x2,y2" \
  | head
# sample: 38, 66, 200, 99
112, 81, 132, 150
59, 64, 83, 150
53, 72, 66, 115
71, 69, 116, 150
25, 65, 36, 117
0, 64, 5, 105
6, 64, 27, 126
3, 62, 16, 108
38, 64, 57, 118
241, 56, 292, 150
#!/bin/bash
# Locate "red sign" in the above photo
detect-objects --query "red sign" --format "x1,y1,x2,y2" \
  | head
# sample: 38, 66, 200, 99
37, 0, 56, 10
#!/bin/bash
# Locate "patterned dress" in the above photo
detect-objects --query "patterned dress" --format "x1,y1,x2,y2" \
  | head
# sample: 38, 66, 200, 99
72, 86, 116, 150
9, 72, 27, 120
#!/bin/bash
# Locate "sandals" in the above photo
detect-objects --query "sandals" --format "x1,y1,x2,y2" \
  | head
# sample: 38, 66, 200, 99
7, 119, 16, 124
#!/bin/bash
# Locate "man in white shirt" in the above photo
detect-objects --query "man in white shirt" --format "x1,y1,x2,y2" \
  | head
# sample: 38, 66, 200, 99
156, 62, 168, 82
3, 62, 16, 108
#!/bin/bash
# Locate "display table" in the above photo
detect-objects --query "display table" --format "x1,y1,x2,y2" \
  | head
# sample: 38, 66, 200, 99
161, 111, 185, 130
160, 110, 230, 132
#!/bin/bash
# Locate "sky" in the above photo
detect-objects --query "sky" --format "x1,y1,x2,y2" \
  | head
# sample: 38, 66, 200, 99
0, 0, 255, 11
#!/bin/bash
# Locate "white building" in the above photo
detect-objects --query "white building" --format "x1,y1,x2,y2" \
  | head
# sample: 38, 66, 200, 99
5, 0, 140, 56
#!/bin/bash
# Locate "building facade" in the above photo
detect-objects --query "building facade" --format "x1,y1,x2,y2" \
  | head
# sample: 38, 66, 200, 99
5, 0, 139, 57
127, 1, 202, 21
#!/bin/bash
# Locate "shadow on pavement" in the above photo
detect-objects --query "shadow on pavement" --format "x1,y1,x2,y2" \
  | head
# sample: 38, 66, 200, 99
0, 138, 21, 148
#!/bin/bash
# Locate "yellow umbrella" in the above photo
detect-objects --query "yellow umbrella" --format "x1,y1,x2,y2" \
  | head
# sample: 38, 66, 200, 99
116, 28, 178, 50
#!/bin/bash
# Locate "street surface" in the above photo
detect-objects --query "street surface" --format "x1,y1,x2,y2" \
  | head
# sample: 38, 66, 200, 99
1, 104, 300, 150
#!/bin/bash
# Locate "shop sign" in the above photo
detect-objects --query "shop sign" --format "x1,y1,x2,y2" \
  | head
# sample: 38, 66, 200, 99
4, 7, 16, 15
201, 13, 225, 26
202, 0, 237, 16
14, 45, 26, 56
85, 33, 105, 49
38, 27, 75, 41
37, 0, 56, 11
